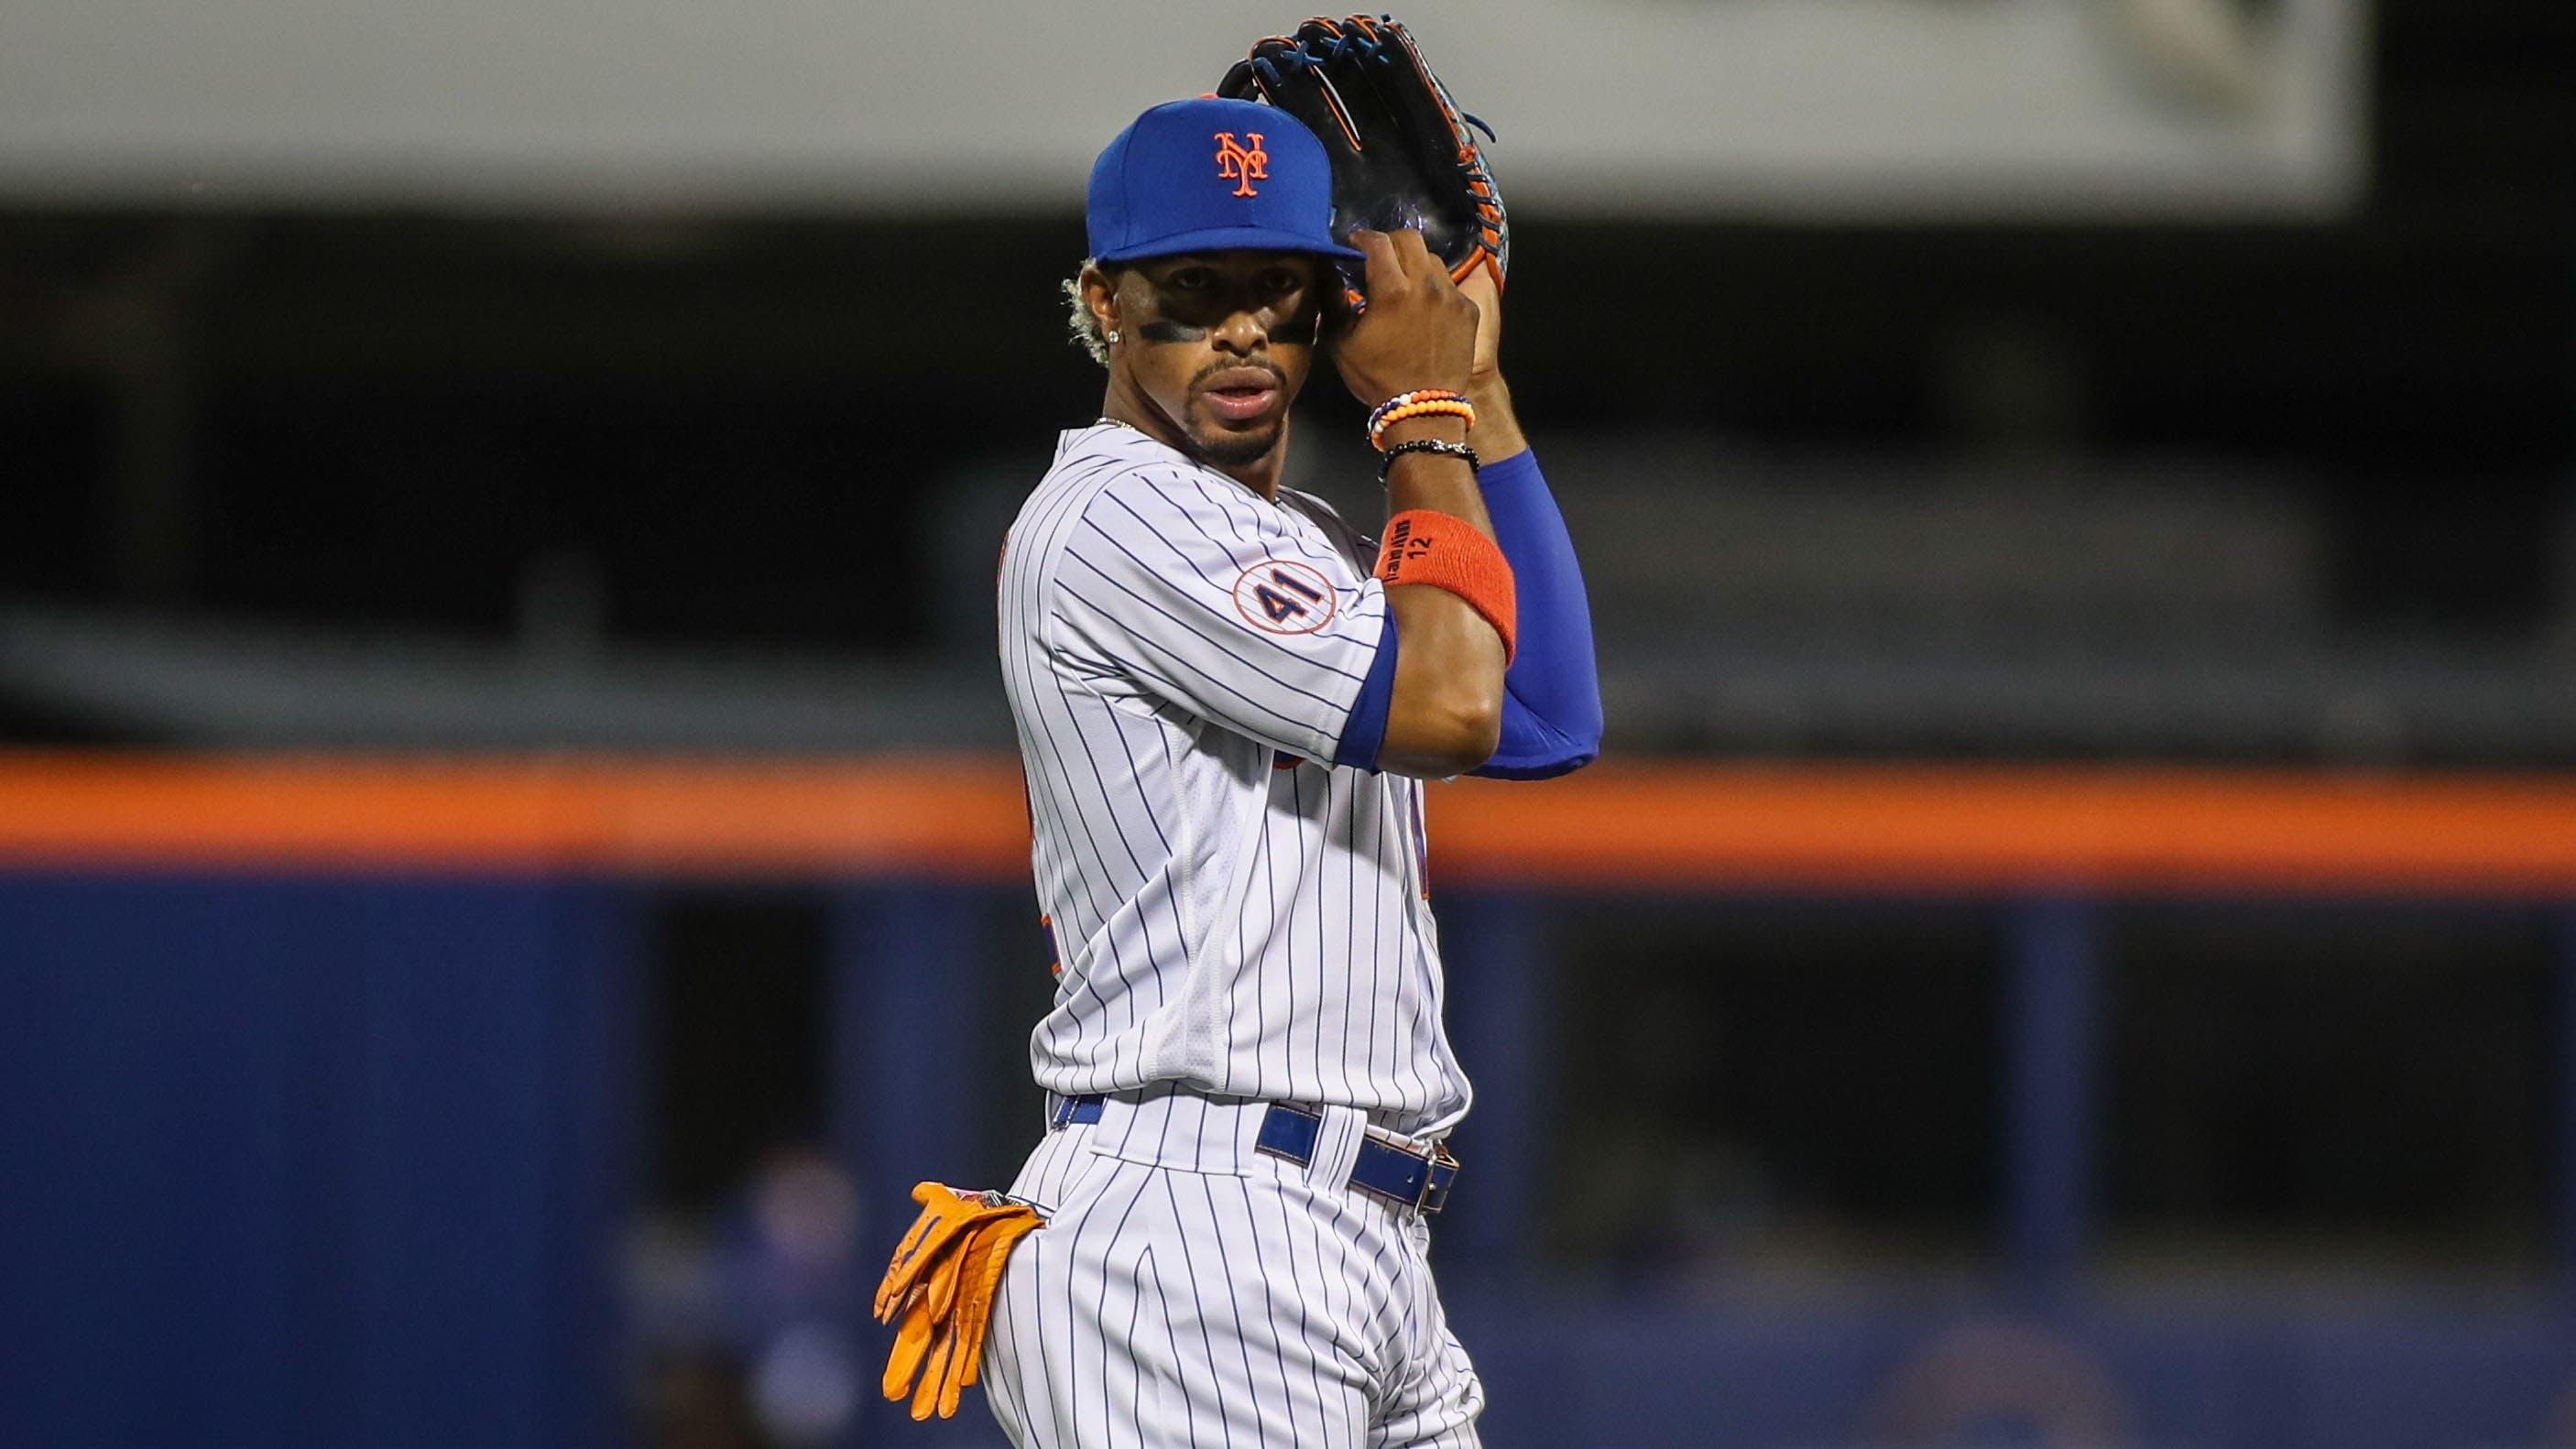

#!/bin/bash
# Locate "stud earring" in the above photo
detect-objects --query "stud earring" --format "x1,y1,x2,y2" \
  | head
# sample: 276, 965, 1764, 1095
1106, 329, 1121, 344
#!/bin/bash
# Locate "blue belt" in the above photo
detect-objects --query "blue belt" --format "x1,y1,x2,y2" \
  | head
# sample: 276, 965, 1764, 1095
1052, 1095, 1459, 1215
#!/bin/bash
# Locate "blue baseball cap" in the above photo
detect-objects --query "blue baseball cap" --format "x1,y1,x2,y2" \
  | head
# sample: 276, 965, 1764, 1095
1086, 97, 1363, 265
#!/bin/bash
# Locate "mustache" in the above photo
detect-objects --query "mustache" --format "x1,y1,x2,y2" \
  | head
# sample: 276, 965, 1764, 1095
1189, 357, 1287, 389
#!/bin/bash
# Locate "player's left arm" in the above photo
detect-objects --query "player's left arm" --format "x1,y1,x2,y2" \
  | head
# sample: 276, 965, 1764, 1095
1457, 271, 1602, 779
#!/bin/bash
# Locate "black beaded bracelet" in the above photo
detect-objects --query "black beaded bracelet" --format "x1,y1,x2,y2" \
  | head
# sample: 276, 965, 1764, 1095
1378, 439, 1480, 485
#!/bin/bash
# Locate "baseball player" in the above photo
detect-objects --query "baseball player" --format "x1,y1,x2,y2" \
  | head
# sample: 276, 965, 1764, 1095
890, 87, 1600, 1447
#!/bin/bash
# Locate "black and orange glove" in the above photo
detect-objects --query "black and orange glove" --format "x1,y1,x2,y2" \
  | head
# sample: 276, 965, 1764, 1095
874, 1182, 1044, 1421
1218, 15, 1508, 310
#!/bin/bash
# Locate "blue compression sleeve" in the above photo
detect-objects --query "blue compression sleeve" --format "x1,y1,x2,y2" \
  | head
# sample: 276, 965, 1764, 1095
1332, 609, 1401, 769
1469, 449, 1603, 779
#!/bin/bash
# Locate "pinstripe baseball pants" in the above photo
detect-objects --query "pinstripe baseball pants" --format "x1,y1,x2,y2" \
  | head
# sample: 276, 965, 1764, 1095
981, 1087, 1485, 1448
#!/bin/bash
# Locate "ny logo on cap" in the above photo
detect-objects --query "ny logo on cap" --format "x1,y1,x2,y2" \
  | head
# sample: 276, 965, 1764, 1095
1214, 132, 1269, 198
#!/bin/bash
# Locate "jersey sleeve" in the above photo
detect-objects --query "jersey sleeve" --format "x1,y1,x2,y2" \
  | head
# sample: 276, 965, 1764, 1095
1047, 467, 1391, 760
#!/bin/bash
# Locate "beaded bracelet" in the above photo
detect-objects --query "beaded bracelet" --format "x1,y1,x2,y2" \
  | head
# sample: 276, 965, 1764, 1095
1366, 389, 1463, 435
1368, 395, 1474, 447
1378, 438, 1480, 485
1371, 399, 1476, 448
1365, 389, 1474, 449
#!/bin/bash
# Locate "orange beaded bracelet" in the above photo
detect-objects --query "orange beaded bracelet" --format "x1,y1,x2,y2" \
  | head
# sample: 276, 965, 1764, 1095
1374, 508, 1517, 662
1370, 398, 1477, 448
1365, 389, 1476, 450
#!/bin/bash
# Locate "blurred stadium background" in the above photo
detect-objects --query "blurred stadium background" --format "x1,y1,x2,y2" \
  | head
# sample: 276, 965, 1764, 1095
5, 0, 2574, 1444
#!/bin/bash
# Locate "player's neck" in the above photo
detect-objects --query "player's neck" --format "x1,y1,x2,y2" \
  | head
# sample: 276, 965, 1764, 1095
1098, 391, 1284, 502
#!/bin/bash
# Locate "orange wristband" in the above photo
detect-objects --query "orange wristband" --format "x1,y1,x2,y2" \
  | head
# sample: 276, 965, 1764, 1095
1375, 509, 1517, 662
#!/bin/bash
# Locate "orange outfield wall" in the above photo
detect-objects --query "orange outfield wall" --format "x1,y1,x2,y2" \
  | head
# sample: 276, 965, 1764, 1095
2, 754, 2575, 895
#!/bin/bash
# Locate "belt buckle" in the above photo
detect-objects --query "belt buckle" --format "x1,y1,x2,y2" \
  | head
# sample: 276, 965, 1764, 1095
1414, 1140, 1460, 1215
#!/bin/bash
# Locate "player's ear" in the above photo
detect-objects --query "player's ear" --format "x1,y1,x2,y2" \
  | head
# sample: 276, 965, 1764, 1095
1081, 264, 1122, 349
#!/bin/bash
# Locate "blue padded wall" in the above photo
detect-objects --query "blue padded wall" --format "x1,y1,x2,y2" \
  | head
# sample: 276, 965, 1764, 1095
0, 874, 637, 1449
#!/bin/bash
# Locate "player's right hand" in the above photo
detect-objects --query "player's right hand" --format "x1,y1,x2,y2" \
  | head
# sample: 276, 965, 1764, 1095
1328, 227, 1480, 409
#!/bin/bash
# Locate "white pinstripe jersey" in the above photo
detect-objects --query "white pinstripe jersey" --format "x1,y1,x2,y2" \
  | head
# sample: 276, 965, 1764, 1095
999, 421, 1472, 1139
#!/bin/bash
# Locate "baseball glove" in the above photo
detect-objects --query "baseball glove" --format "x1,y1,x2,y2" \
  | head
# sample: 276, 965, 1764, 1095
1218, 15, 1507, 308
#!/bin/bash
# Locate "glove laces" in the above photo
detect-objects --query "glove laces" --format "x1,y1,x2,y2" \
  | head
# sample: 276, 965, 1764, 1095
1252, 19, 1499, 142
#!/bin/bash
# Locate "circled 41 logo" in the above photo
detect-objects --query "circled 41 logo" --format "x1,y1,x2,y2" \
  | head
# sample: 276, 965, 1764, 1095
1233, 559, 1336, 634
